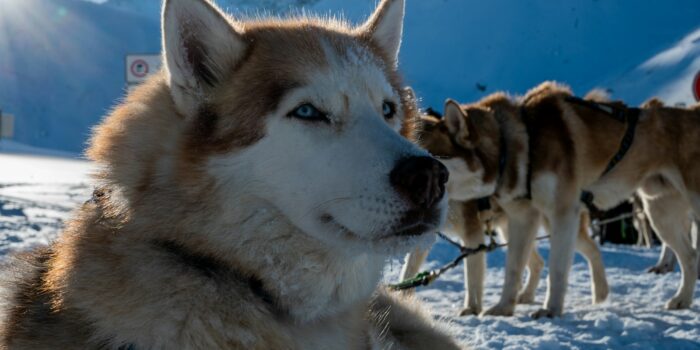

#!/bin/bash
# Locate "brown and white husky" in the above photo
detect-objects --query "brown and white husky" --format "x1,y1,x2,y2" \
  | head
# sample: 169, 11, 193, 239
407, 83, 698, 318
401, 100, 608, 316
0, 0, 461, 348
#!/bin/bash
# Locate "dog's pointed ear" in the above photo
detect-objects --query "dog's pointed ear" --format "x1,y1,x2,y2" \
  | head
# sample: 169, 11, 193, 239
444, 99, 467, 136
162, 0, 247, 116
359, 0, 405, 68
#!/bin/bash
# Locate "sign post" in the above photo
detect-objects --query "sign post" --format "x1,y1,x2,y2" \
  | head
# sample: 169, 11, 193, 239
0, 111, 15, 139
125, 54, 162, 91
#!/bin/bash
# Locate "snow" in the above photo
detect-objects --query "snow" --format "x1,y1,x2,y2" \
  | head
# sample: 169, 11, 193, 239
604, 28, 700, 106
0, 154, 697, 349
382, 239, 700, 349
0, 154, 91, 256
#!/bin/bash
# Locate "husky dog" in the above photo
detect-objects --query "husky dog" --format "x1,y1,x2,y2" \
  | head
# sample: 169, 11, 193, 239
646, 217, 700, 278
414, 83, 699, 318
0, 0, 462, 348
400, 110, 608, 316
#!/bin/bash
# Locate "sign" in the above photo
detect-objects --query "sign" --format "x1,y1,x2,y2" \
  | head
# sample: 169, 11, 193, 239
125, 55, 162, 84
0, 112, 15, 139
694, 71, 700, 102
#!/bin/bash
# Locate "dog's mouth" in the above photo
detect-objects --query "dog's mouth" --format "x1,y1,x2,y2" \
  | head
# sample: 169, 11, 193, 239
392, 223, 432, 237
319, 212, 439, 241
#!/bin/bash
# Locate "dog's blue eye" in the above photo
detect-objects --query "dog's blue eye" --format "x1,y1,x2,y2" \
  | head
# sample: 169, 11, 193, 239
288, 103, 328, 122
383, 101, 396, 119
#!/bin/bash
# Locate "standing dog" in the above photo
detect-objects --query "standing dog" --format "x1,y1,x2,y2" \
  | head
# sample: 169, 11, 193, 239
401, 118, 608, 316
641, 180, 700, 279
414, 82, 698, 318
0, 0, 461, 348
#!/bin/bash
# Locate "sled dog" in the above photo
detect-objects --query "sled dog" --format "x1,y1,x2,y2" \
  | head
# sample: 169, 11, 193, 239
410, 83, 699, 317
401, 101, 608, 316
647, 222, 700, 278
0, 0, 461, 348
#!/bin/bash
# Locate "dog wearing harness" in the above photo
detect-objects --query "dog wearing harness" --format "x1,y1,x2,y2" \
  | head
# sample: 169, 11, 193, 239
401, 94, 609, 316
411, 81, 699, 317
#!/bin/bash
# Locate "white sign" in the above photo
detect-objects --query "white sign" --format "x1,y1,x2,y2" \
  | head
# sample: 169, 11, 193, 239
0, 112, 14, 139
126, 54, 162, 84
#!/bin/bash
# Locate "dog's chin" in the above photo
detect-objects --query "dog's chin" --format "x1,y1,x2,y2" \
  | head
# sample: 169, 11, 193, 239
316, 214, 439, 256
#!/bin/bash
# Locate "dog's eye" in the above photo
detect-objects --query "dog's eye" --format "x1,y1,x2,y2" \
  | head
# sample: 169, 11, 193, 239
382, 101, 396, 119
288, 103, 329, 122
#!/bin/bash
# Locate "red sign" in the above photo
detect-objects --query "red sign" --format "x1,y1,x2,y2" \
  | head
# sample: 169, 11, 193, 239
694, 71, 700, 102
130, 59, 149, 78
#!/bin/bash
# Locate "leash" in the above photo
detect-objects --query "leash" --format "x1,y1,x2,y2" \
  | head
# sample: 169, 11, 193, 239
389, 228, 551, 292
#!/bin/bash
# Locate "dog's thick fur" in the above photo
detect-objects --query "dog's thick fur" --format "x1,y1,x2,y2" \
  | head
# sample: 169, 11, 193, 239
415, 82, 699, 317
0, 0, 461, 348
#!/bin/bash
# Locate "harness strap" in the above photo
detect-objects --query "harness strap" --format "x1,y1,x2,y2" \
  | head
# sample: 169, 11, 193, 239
521, 106, 535, 200
564, 96, 627, 122
601, 108, 640, 176
475, 115, 509, 213
476, 197, 491, 212
579, 104, 641, 212
521, 98, 640, 208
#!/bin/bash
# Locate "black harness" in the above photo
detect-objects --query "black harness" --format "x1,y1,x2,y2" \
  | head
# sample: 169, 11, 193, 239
519, 96, 641, 212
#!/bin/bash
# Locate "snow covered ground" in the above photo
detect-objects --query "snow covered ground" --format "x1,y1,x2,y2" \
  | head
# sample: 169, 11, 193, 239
384, 242, 700, 349
1, 153, 698, 349
0, 153, 91, 256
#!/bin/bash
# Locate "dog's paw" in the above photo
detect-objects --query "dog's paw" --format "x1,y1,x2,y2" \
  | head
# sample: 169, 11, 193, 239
530, 308, 560, 319
458, 307, 481, 317
516, 291, 536, 304
480, 303, 514, 317
665, 296, 692, 310
592, 282, 609, 304
646, 263, 674, 274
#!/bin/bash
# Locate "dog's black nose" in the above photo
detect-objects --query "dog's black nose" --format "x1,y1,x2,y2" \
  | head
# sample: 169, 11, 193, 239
390, 156, 449, 209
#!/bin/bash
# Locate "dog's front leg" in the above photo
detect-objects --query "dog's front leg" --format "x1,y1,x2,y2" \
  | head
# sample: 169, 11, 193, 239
517, 247, 544, 304
480, 204, 539, 317
532, 204, 580, 318
459, 214, 487, 316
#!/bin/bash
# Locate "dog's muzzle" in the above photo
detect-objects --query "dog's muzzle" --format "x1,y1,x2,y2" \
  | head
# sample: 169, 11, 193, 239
390, 156, 449, 209
389, 156, 448, 236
